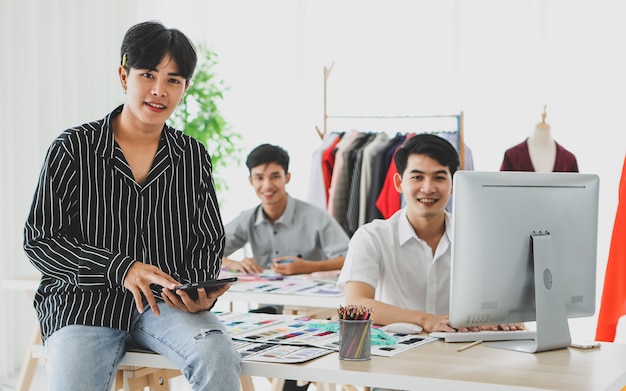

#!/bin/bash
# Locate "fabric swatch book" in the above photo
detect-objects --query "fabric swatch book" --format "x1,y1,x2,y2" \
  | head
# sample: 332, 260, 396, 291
217, 312, 437, 361
233, 340, 333, 363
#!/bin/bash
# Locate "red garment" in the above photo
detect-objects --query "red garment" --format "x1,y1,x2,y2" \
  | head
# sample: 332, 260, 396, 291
595, 156, 626, 342
375, 155, 401, 219
375, 134, 414, 219
322, 136, 342, 203
500, 139, 579, 172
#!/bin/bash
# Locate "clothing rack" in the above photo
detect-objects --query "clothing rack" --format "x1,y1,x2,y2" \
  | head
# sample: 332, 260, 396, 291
314, 62, 465, 169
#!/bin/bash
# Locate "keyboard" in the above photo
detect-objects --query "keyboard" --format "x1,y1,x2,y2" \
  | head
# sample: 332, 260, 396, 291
429, 329, 537, 343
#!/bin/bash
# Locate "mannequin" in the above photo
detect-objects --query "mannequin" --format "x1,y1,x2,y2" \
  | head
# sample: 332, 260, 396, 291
499, 106, 579, 172
526, 107, 556, 172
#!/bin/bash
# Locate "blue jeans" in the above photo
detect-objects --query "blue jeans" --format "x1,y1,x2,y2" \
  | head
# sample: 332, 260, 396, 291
44, 303, 241, 391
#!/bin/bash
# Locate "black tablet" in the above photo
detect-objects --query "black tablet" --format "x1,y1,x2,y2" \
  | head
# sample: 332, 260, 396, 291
175, 277, 238, 300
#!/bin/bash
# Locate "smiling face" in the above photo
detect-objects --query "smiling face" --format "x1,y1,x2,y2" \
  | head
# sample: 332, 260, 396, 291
118, 54, 188, 129
249, 162, 291, 209
394, 153, 453, 224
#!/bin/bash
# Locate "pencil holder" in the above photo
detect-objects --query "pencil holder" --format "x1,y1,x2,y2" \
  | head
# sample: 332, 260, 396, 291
338, 319, 372, 361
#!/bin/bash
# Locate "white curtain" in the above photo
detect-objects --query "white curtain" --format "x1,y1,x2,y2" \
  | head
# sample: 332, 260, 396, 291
2, 0, 626, 379
0, 0, 131, 377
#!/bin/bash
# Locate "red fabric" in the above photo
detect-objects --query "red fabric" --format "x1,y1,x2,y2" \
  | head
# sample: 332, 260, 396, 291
375, 157, 401, 219
596, 156, 626, 342
322, 136, 341, 204
375, 134, 414, 219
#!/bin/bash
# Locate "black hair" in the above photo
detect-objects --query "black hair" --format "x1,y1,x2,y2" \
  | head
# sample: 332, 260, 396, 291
245, 144, 290, 174
394, 133, 460, 177
120, 21, 197, 81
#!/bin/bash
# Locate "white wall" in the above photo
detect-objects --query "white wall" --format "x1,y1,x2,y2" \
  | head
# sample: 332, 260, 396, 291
1, 0, 625, 377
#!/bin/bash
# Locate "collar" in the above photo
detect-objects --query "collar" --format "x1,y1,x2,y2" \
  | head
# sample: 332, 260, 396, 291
397, 207, 452, 246
254, 194, 295, 226
93, 104, 186, 162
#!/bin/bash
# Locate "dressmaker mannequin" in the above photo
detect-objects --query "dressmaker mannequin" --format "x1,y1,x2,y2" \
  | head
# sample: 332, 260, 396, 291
500, 106, 578, 172
526, 107, 556, 172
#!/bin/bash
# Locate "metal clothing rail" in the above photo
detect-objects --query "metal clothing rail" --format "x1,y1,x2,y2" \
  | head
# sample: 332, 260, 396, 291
314, 62, 465, 170
326, 114, 459, 119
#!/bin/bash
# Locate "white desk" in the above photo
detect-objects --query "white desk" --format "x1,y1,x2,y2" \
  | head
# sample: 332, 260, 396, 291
220, 271, 344, 316
247, 341, 626, 390
223, 290, 343, 308
7, 277, 626, 390
32, 336, 626, 391
3, 276, 344, 311
2, 277, 42, 391
1, 277, 39, 291
2, 276, 344, 391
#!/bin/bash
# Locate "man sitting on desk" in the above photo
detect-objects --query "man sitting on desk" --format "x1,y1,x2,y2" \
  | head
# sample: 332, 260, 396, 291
222, 143, 349, 276
337, 134, 522, 333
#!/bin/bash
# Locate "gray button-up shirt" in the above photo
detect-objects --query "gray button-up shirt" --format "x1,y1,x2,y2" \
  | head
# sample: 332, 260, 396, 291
224, 195, 349, 268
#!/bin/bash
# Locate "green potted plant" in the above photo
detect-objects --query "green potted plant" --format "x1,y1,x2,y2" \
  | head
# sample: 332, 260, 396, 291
169, 44, 242, 194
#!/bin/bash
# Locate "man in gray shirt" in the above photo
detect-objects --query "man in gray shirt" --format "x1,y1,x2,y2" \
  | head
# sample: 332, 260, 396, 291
223, 143, 349, 275
224, 143, 349, 390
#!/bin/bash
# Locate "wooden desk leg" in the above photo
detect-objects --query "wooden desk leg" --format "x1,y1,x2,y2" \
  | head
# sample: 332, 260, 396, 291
239, 374, 255, 391
115, 370, 123, 391
122, 368, 150, 391
145, 369, 174, 391
15, 323, 42, 391
270, 377, 285, 391
121, 368, 178, 391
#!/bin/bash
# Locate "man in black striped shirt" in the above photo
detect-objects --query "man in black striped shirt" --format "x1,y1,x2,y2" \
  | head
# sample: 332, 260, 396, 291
23, 21, 241, 391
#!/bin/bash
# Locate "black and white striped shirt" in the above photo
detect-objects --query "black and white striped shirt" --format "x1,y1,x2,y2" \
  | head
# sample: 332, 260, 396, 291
24, 105, 225, 341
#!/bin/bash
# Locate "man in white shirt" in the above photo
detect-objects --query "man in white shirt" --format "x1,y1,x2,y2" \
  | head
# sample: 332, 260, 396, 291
338, 134, 524, 333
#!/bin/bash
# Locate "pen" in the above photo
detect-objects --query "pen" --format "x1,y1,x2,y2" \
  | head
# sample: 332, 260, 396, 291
457, 340, 483, 352
278, 254, 302, 264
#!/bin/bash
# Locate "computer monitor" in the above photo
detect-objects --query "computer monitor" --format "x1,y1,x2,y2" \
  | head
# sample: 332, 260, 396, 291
449, 171, 599, 353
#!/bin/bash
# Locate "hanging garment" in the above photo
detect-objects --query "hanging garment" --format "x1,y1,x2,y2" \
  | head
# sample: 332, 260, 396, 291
595, 156, 626, 342
307, 132, 341, 210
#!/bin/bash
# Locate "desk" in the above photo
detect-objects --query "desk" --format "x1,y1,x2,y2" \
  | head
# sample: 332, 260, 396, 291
4, 276, 345, 314
223, 289, 343, 317
223, 290, 343, 309
6, 276, 626, 390
2, 277, 41, 391
281, 340, 626, 391
2, 276, 344, 391
220, 271, 344, 317
32, 336, 626, 391
1, 277, 39, 291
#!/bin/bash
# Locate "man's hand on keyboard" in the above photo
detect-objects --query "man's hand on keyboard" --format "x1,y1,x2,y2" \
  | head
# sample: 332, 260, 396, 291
462, 323, 526, 332
470, 323, 526, 331
422, 315, 525, 333
422, 314, 457, 333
